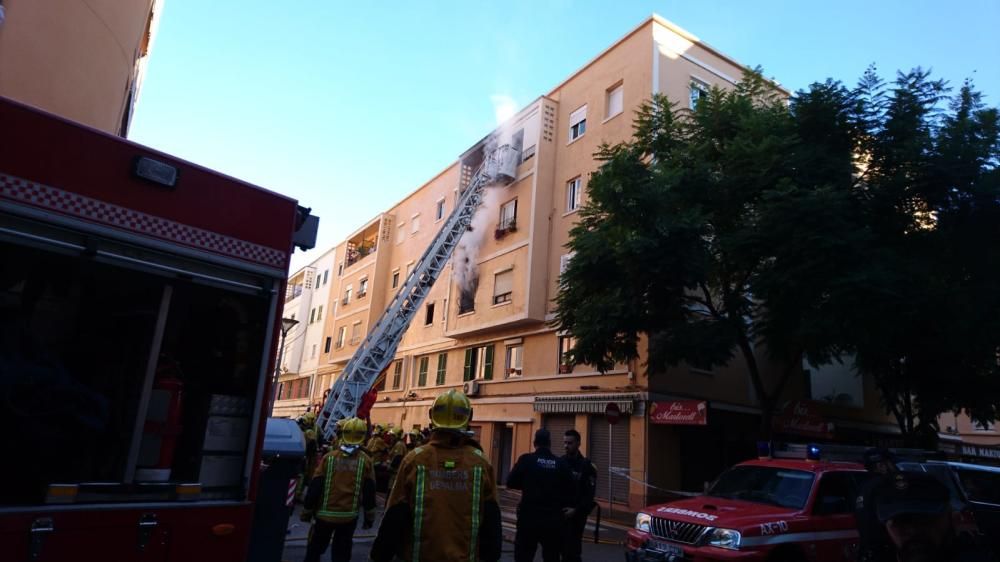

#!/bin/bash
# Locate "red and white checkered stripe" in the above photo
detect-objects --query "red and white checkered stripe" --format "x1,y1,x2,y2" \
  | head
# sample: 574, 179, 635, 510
0, 173, 288, 269
286, 478, 297, 507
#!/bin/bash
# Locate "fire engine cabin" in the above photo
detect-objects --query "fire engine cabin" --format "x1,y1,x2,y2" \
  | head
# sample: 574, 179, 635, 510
0, 97, 316, 561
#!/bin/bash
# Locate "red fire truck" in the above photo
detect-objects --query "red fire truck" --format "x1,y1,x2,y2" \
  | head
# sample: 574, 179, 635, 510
626, 452, 868, 562
0, 97, 316, 560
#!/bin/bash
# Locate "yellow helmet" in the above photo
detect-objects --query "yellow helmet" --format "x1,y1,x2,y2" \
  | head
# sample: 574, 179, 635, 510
430, 389, 472, 430
302, 412, 317, 425
340, 417, 367, 446
392, 427, 403, 438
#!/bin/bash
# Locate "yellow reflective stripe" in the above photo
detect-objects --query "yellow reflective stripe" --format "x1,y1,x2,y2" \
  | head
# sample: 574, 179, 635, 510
469, 466, 482, 562
351, 455, 365, 513
317, 453, 363, 519
318, 454, 334, 516
412, 465, 426, 562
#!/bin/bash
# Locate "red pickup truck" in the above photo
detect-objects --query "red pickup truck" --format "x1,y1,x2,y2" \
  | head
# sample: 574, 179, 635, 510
626, 458, 868, 562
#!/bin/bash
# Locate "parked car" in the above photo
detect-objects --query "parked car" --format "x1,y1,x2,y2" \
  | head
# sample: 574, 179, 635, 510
626, 453, 867, 562
899, 460, 1000, 552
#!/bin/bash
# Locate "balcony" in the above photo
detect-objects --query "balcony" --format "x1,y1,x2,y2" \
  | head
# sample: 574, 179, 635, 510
345, 223, 380, 269
494, 219, 517, 240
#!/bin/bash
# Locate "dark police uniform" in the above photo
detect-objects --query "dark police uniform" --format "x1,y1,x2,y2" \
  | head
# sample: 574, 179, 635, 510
507, 447, 574, 562
561, 452, 597, 562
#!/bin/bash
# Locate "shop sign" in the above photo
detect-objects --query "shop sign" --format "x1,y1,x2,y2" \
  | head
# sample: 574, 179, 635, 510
649, 400, 708, 425
772, 401, 834, 439
962, 444, 1000, 460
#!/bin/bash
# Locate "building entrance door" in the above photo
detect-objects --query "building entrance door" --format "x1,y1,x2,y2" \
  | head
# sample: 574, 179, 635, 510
496, 424, 514, 484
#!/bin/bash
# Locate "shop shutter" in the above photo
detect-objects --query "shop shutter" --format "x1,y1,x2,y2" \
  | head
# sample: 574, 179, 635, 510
590, 415, 630, 502
543, 415, 576, 447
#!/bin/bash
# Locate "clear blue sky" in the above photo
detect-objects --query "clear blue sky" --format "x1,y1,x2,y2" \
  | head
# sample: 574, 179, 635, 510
130, 1, 1000, 271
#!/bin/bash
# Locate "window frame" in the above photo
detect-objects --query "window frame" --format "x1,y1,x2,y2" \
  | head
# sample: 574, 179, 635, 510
505, 344, 523, 377
463, 344, 495, 381
358, 277, 368, 298
566, 177, 582, 212
558, 335, 577, 373
435, 199, 446, 222
336, 326, 346, 348
605, 82, 624, 120
425, 301, 435, 326
391, 269, 400, 289
417, 356, 429, 387
569, 105, 587, 141
690, 78, 709, 110
493, 269, 513, 305
436, 353, 448, 385
392, 360, 403, 389
499, 198, 517, 230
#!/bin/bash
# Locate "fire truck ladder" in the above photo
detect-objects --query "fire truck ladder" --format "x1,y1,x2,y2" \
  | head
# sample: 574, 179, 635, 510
317, 144, 520, 440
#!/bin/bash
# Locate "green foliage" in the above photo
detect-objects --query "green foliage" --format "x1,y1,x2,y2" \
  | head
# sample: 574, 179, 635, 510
554, 65, 1000, 439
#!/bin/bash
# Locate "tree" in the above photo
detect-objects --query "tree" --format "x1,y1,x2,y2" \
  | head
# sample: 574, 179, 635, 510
554, 70, 867, 435
840, 70, 1000, 444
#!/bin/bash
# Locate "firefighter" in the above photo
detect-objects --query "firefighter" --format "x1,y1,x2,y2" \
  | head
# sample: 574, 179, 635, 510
298, 412, 320, 500
301, 417, 376, 562
387, 427, 407, 488
367, 425, 389, 463
370, 389, 502, 562
856, 448, 899, 562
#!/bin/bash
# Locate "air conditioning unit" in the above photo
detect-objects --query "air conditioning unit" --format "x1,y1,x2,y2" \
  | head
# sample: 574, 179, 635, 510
463, 380, 480, 397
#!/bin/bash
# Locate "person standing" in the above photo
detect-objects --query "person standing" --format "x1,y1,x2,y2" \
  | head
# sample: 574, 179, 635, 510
507, 428, 575, 562
560, 429, 596, 562
301, 417, 376, 562
370, 389, 502, 562
856, 448, 899, 562
387, 426, 408, 489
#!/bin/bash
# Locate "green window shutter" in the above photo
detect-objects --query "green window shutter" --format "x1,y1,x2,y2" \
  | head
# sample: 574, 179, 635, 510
418, 357, 428, 387
483, 345, 495, 380
436, 353, 447, 385
463, 349, 474, 381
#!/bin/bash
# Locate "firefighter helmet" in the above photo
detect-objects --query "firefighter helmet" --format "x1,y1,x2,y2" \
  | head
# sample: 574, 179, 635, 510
302, 411, 317, 425
340, 417, 367, 445
430, 389, 472, 430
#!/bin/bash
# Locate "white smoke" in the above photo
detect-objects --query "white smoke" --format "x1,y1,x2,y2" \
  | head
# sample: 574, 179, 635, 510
452, 96, 518, 296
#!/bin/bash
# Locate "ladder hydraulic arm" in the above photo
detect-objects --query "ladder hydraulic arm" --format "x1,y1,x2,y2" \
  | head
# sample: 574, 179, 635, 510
317, 144, 520, 439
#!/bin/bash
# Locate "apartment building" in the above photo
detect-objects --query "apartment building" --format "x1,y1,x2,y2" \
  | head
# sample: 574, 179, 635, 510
0, 0, 163, 136
284, 15, 1000, 510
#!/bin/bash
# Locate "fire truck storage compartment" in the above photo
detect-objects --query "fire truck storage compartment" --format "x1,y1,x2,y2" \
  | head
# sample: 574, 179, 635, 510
0, 221, 273, 506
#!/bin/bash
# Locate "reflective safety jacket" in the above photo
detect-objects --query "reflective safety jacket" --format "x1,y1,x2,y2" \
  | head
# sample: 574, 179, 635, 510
371, 432, 503, 562
367, 436, 389, 464
388, 439, 408, 469
304, 447, 376, 524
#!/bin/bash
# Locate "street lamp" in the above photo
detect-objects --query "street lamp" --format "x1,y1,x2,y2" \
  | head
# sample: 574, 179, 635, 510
269, 317, 299, 415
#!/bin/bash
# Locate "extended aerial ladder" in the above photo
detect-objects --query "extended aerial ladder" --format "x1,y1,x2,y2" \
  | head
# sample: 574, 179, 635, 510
317, 144, 520, 440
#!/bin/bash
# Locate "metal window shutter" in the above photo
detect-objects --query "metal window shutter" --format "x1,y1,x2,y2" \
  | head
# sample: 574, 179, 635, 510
589, 415, 629, 502
494, 270, 513, 297
543, 415, 576, 446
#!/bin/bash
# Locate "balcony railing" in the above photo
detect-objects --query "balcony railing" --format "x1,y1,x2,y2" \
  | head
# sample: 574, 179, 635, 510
345, 242, 376, 267
494, 219, 517, 239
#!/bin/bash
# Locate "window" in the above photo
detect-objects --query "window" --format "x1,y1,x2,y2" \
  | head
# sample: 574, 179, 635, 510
358, 278, 368, 297
350, 322, 362, 345
435, 199, 445, 221
493, 270, 513, 305
309, 308, 316, 324
411, 214, 420, 234
521, 144, 536, 163
311, 344, 317, 359
690, 79, 708, 110
975, 421, 996, 432
425, 302, 435, 326
391, 269, 400, 289
336, 326, 346, 348
458, 274, 478, 314
316, 305, 323, 322
566, 178, 582, 212
559, 252, 576, 277
397, 222, 406, 244
343, 285, 352, 304
463, 344, 495, 381
499, 199, 517, 230
813, 473, 857, 515
417, 356, 429, 387
511, 128, 524, 152
569, 105, 587, 141
392, 360, 403, 389
324, 337, 332, 353
708, 466, 815, 509
337, 262, 343, 276
606, 82, 624, 119
558, 335, 577, 373
436, 353, 448, 385
323, 270, 329, 285
506, 345, 523, 377
405, 262, 414, 279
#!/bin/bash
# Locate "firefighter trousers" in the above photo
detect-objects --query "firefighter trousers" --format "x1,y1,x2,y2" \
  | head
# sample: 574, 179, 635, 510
514, 511, 564, 562
304, 518, 356, 562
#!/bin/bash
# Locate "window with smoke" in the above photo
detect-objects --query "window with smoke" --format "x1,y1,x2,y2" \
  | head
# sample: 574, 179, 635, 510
458, 273, 479, 314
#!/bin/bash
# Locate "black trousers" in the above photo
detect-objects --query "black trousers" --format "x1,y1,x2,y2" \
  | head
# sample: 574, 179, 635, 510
304, 518, 357, 562
514, 511, 564, 562
561, 513, 588, 562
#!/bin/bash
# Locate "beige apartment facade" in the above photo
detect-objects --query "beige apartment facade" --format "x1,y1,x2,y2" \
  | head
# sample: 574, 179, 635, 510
283, 15, 1000, 511
0, 0, 162, 136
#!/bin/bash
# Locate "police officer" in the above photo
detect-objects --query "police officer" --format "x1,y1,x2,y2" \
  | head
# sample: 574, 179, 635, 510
560, 429, 596, 562
370, 390, 502, 562
856, 448, 899, 562
301, 417, 376, 562
507, 428, 575, 562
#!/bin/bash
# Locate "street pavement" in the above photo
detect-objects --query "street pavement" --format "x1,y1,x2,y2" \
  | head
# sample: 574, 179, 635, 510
281, 489, 631, 561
